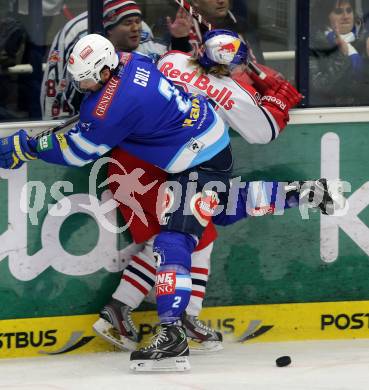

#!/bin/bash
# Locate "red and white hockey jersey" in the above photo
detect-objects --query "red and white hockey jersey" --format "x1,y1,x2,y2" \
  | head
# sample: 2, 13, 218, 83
157, 51, 280, 144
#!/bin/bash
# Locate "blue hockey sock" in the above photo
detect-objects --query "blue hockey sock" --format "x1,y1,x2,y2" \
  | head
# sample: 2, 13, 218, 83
153, 232, 196, 323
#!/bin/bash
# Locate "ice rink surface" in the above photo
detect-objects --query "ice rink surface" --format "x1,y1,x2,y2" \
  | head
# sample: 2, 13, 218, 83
1, 339, 369, 390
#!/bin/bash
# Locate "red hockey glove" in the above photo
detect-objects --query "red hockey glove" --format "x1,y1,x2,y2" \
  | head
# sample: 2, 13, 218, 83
271, 81, 303, 109
260, 81, 303, 131
245, 63, 285, 93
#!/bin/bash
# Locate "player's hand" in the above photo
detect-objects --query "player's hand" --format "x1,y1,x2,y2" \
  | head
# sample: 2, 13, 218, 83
167, 8, 193, 38
0, 130, 37, 169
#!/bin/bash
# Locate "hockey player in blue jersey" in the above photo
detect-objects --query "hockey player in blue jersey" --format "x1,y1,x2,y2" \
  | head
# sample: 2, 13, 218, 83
0, 33, 235, 371
39, 35, 229, 173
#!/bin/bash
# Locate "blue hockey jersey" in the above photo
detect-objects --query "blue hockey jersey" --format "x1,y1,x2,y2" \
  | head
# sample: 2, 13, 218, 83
31, 52, 230, 173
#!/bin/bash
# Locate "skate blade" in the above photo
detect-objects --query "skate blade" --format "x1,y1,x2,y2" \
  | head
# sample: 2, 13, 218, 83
93, 318, 137, 351
189, 340, 223, 354
130, 356, 191, 372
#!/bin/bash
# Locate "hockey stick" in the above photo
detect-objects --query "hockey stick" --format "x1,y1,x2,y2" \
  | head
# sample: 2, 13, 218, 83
173, 0, 268, 80
174, 0, 212, 30
32, 114, 80, 140
244, 61, 268, 80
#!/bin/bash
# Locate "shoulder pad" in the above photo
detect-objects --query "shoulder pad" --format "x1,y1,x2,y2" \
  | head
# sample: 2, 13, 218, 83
132, 51, 155, 64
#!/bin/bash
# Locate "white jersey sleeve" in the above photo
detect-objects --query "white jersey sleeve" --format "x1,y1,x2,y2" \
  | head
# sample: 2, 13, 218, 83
137, 21, 167, 60
157, 51, 280, 144
40, 12, 88, 119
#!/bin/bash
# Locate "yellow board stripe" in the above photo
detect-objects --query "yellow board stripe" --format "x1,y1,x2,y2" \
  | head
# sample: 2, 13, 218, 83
2, 300, 369, 359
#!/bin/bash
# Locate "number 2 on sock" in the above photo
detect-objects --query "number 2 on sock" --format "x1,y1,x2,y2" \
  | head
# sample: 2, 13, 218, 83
172, 296, 182, 308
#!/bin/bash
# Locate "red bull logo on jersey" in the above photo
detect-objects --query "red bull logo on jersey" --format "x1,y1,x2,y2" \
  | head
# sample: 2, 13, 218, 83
60, 79, 67, 91
160, 61, 235, 111
48, 50, 61, 64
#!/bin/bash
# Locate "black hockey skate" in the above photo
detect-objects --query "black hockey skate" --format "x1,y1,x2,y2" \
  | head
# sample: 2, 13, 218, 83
93, 299, 140, 351
287, 179, 345, 215
130, 323, 190, 372
182, 312, 223, 353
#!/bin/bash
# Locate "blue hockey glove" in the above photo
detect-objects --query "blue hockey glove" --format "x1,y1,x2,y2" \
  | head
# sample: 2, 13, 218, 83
0, 130, 37, 169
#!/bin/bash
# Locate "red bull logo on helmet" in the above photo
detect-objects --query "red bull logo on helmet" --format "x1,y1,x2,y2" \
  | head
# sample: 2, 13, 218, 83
206, 35, 242, 65
218, 39, 240, 54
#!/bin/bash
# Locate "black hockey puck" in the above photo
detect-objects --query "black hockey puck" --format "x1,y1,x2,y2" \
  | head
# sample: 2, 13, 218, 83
276, 356, 291, 367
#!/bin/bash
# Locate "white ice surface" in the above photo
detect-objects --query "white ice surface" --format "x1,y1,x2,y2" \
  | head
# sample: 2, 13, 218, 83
1, 339, 369, 390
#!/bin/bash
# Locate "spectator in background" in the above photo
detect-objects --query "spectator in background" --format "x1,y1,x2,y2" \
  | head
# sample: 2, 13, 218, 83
0, 16, 27, 120
173, 0, 264, 63
9, 0, 67, 118
41, 0, 169, 119
309, 0, 368, 106
10, 0, 65, 16
41, 0, 192, 119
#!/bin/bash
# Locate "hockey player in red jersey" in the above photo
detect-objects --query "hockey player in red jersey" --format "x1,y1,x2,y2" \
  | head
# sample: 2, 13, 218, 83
157, 30, 293, 143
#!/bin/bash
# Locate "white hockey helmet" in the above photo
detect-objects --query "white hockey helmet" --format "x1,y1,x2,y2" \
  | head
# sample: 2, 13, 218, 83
67, 33, 119, 88
199, 29, 248, 69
